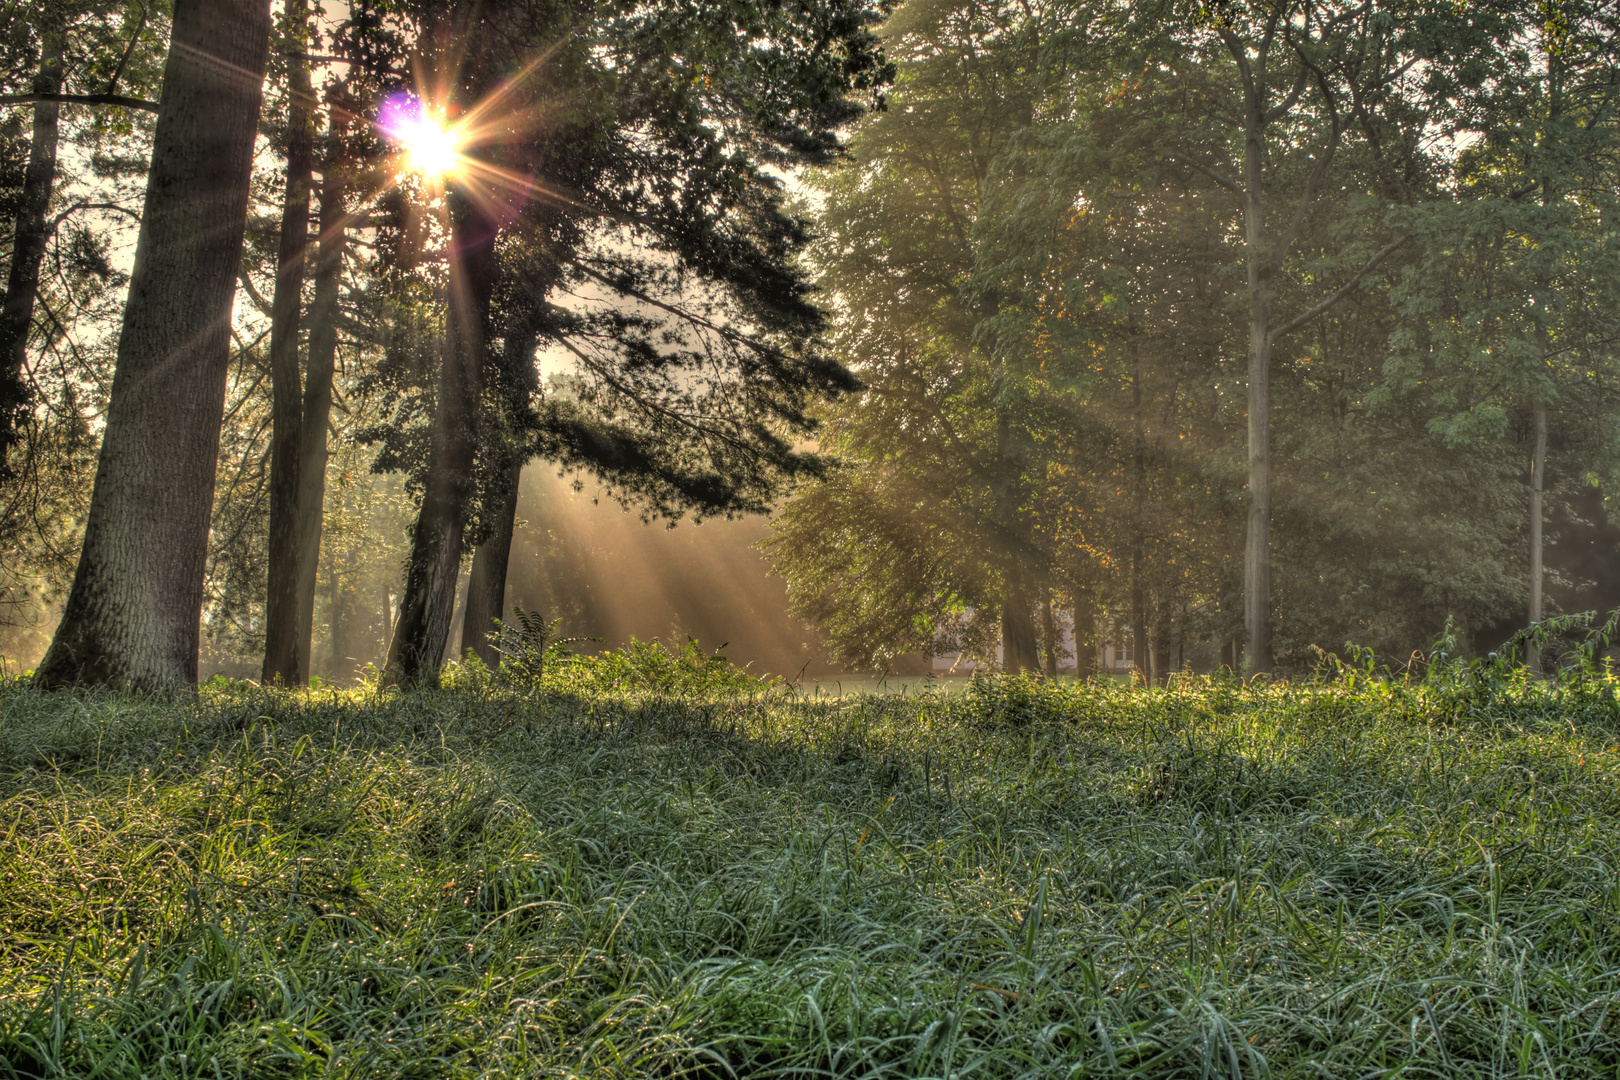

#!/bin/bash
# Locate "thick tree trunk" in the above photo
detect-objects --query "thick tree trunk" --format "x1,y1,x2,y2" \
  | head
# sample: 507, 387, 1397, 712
1000, 568, 1039, 674
460, 459, 523, 667
261, 1, 316, 685
385, 191, 498, 684
291, 99, 349, 678
35, 0, 272, 691
987, 406, 1039, 675
459, 326, 539, 668
1528, 396, 1547, 673
0, 36, 64, 477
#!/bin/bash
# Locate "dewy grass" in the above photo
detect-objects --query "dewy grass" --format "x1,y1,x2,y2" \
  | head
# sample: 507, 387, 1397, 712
4, 666, 1620, 1078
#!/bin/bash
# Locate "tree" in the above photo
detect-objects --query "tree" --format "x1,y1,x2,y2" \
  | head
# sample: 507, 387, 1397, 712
34, 0, 273, 690
1401, 1, 1620, 669
290, 85, 353, 681
767, 0, 1062, 674
1115, 0, 1489, 675
261, 0, 317, 685
337, 0, 889, 682
0, 27, 63, 478
0, 0, 164, 479
776, 0, 1549, 676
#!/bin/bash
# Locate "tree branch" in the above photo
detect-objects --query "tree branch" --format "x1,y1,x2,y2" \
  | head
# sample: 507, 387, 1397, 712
1263, 64, 1309, 124
237, 268, 274, 318
574, 260, 781, 359
1269, 234, 1408, 344
1273, 47, 1343, 262
1164, 155, 1245, 197
0, 92, 158, 113
104, 2, 152, 98
49, 202, 140, 233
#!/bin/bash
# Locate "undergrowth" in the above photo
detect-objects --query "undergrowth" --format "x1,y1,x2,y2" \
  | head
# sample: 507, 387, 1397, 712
4, 654, 1620, 1077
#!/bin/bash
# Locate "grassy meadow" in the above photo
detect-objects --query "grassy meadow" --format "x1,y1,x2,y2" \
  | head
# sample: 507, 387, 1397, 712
5, 651, 1620, 1078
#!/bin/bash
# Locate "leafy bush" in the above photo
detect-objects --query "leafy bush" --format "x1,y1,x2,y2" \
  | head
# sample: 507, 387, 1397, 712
488, 608, 776, 696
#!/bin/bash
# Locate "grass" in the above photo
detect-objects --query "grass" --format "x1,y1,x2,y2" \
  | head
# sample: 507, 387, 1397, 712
4, 658, 1620, 1077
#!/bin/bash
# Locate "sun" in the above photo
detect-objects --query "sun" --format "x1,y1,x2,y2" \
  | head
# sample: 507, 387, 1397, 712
403, 119, 459, 177
378, 92, 463, 179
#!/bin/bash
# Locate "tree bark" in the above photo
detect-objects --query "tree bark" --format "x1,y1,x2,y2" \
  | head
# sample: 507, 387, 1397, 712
0, 35, 65, 478
35, 0, 272, 691
460, 459, 523, 667
385, 190, 498, 684
291, 97, 350, 679
261, 0, 316, 685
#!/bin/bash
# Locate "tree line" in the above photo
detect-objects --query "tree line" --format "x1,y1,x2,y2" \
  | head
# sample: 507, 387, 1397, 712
767, 0, 1620, 678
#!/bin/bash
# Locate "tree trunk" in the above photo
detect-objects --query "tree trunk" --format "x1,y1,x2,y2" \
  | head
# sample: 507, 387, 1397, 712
1131, 574, 1147, 684
381, 584, 395, 658
291, 96, 349, 679
1528, 396, 1547, 673
1040, 595, 1059, 678
1152, 604, 1172, 686
1242, 114, 1274, 678
0, 35, 65, 477
1071, 580, 1096, 679
461, 459, 523, 667
1129, 341, 1148, 683
35, 0, 272, 691
1000, 568, 1039, 674
261, 0, 316, 685
327, 546, 351, 677
385, 190, 498, 684
459, 325, 539, 668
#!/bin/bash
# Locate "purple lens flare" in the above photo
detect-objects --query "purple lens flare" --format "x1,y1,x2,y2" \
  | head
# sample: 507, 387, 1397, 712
377, 91, 427, 146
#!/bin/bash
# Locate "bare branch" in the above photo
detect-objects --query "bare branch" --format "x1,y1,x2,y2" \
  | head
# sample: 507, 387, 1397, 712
48, 201, 140, 233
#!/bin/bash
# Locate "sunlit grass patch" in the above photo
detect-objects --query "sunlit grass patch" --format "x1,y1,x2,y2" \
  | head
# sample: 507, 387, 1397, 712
5, 668, 1620, 1076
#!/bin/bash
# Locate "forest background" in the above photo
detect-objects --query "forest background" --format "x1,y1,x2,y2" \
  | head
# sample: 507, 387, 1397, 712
1, 0, 1618, 689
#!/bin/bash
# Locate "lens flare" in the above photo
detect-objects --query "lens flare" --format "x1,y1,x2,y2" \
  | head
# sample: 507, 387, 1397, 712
378, 92, 461, 178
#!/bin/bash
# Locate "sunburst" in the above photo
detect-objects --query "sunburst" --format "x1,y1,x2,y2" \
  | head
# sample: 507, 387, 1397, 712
378, 92, 464, 179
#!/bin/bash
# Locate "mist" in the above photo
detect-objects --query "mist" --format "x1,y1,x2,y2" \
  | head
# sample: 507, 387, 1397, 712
491, 467, 913, 681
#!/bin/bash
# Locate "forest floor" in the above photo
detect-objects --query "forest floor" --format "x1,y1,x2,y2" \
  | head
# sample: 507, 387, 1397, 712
4, 659, 1620, 1078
